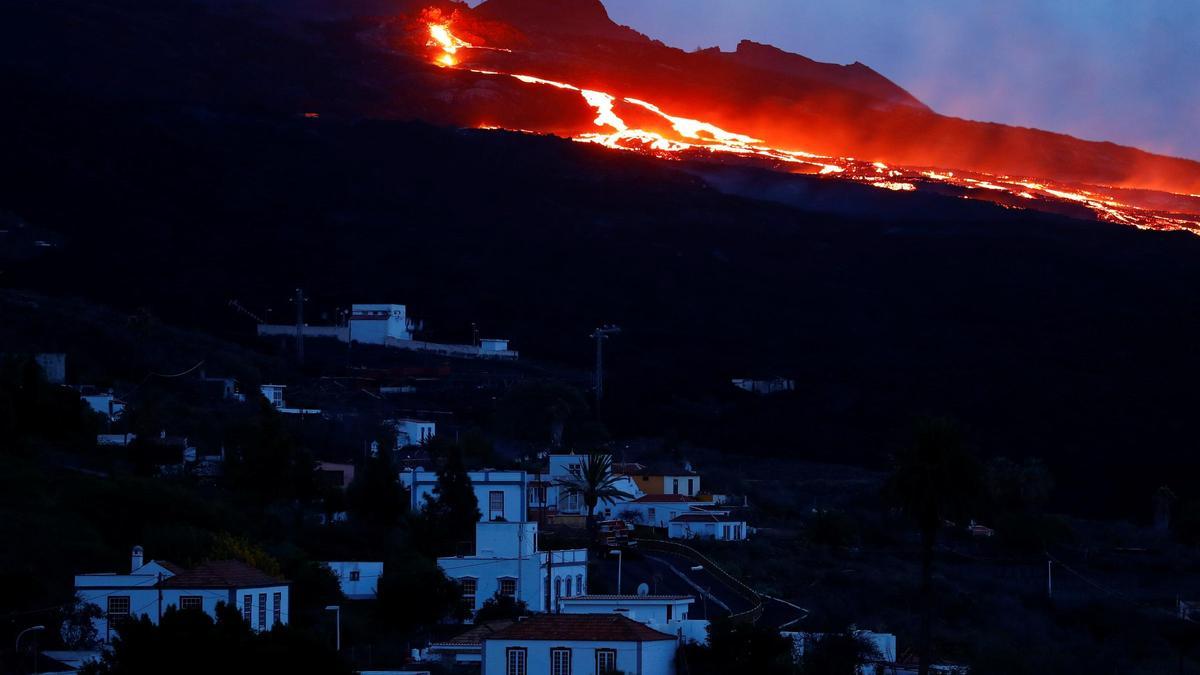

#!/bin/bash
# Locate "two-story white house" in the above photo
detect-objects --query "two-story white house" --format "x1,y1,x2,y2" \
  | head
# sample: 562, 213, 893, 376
401, 468, 529, 522
322, 561, 383, 600
439, 522, 587, 615
481, 614, 676, 675
74, 547, 289, 642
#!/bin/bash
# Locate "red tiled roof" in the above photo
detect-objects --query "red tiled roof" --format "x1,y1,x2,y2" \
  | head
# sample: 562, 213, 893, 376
631, 494, 700, 503
432, 620, 515, 647
484, 614, 675, 643
671, 513, 745, 523
159, 560, 286, 589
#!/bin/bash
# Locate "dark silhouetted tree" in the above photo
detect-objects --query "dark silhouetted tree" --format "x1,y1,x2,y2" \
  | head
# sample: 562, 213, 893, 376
884, 417, 982, 675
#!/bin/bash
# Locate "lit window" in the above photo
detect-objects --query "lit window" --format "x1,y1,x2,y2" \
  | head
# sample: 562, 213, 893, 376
506, 647, 527, 675
499, 578, 517, 598
551, 647, 572, 675
107, 596, 130, 622
461, 577, 477, 608
596, 648, 617, 674
258, 593, 266, 630
273, 592, 281, 625
179, 596, 203, 611
243, 595, 252, 623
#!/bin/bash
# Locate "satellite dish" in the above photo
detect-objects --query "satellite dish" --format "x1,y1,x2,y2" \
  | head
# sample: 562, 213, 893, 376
636, 583, 650, 596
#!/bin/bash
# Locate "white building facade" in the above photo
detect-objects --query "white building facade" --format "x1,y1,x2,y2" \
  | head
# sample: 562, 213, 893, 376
392, 419, 437, 449
350, 304, 414, 344
74, 548, 289, 643
559, 595, 708, 645
439, 522, 587, 615
619, 495, 710, 529
667, 513, 749, 541
481, 614, 676, 675
402, 468, 528, 522
322, 561, 384, 600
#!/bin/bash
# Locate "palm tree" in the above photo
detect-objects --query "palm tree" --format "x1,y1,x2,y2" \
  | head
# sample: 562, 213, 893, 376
884, 418, 982, 675
554, 451, 634, 536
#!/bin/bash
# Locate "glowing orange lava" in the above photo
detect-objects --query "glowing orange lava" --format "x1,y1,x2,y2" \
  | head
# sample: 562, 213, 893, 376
424, 22, 1200, 234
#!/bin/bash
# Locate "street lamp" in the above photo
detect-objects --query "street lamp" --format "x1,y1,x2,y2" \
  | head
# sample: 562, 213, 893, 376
15, 625, 45, 674
325, 605, 341, 652
609, 549, 623, 595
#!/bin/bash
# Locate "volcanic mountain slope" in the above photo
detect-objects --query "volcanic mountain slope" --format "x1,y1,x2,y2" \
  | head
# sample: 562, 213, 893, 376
387, 0, 1200, 228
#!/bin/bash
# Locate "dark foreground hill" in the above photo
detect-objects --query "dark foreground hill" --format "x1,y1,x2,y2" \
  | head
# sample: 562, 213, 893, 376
2, 0, 1200, 519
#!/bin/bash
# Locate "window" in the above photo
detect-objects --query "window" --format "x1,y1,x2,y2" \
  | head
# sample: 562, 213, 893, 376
528, 485, 546, 506
687, 478, 694, 495
506, 647, 527, 675
596, 648, 617, 674
258, 593, 267, 630
565, 576, 572, 597
243, 595, 252, 624
498, 578, 517, 599
349, 570, 361, 582
551, 648, 572, 675
554, 577, 562, 603
107, 596, 130, 623
489, 490, 505, 521
273, 592, 281, 626
667, 604, 673, 622
647, 507, 656, 524
672, 478, 680, 494
179, 596, 203, 611
576, 574, 584, 596
461, 577, 477, 608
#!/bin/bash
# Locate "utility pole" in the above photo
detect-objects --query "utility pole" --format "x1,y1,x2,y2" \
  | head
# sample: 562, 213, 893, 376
293, 288, 307, 364
1046, 559, 1053, 600
590, 325, 621, 416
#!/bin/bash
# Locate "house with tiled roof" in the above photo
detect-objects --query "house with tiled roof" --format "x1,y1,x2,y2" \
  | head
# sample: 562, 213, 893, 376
428, 619, 515, 666
74, 546, 290, 643
559, 594, 709, 645
667, 512, 749, 541
618, 494, 711, 529
481, 614, 676, 675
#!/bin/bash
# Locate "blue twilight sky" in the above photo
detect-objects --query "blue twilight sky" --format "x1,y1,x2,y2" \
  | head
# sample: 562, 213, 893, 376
475, 0, 1200, 160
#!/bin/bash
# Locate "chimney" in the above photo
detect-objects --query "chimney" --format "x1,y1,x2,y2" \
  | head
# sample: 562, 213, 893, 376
131, 545, 144, 572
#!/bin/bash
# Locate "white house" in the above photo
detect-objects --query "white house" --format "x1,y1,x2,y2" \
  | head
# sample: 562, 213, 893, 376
537, 454, 643, 520
322, 561, 383, 600
402, 468, 528, 522
350, 304, 414, 344
439, 522, 587, 615
559, 595, 708, 645
481, 614, 676, 675
74, 547, 289, 643
785, 630, 898, 674
480, 339, 511, 353
259, 384, 320, 415
667, 513, 749, 541
392, 419, 436, 448
79, 390, 124, 421
619, 495, 709, 529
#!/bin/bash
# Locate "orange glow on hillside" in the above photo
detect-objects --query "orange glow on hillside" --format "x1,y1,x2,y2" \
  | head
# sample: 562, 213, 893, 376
420, 20, 1200, 234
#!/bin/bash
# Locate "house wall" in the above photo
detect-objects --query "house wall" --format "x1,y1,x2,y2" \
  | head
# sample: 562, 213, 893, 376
559, 598, 692, 624
75, 577, 288, 641
667, 520, 748, 541
482, 638, 674, 675
350, 304, 411, 344
439, 543, 586, 614
323, 562, 383, 599
401, 469, 527, 522
621, 502, 704, 529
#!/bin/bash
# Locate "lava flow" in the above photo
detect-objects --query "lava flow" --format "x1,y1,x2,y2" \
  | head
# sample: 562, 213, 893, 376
423, 22, 1200, 234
